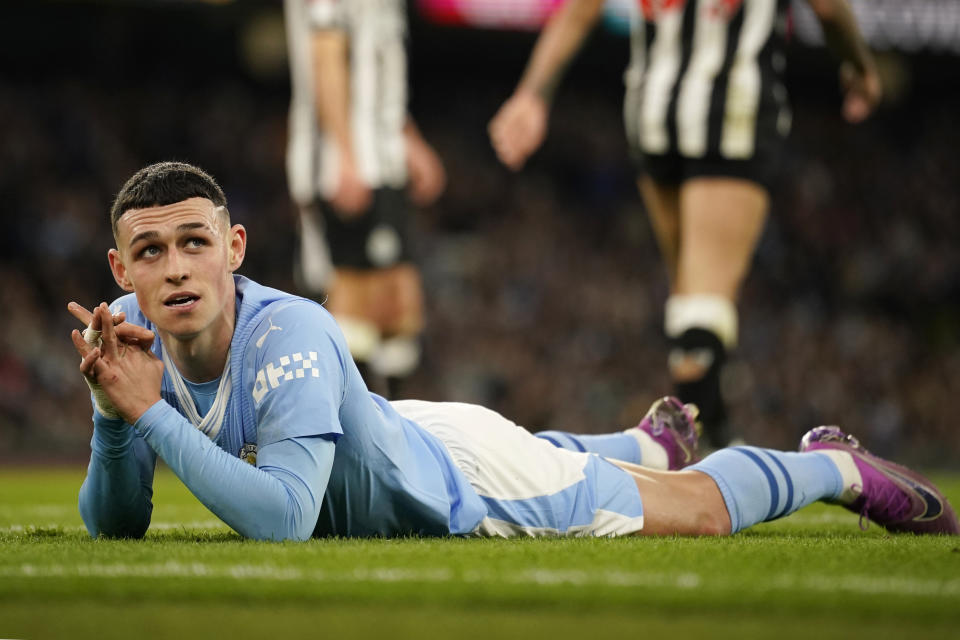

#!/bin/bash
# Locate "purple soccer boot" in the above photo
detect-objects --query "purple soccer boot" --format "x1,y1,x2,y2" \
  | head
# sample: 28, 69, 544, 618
631, 396, 701, 470
800, 426, 959, 535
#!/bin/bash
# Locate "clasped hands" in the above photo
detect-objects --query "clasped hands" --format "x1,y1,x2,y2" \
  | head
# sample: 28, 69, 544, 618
68, 301, 164, 424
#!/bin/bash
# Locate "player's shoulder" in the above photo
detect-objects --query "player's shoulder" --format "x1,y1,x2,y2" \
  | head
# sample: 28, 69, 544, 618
108, 292, 153, 331
238, 278, 344, 357
258, 297, 338, 338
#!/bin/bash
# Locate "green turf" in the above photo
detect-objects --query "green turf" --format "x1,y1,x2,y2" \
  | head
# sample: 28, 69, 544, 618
2, 466, 959, 639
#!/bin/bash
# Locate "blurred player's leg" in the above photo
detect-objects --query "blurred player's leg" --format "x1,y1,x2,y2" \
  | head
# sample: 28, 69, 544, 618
642, 175, 768, 448
300, 189, 424, 397
637, 176, 681, 288
537, 396, 700, 470
294, 203, 335, 298
673, 177, 767, 447
328, 264, 424, 397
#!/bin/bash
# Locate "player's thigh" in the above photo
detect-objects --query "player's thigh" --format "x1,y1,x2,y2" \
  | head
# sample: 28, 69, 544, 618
676, 177, 769, 297
611, 462, 731, 536
327, 266, 423, 333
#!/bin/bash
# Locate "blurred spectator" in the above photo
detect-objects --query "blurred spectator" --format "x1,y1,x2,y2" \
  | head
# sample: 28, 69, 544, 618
0, 3, 957, 467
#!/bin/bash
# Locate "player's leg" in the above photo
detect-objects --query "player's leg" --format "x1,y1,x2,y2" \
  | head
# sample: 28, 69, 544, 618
637, 175, 681, 288
667, 176, 769, 448
613, 445, 848, 536
613, 464, 731, 535
323, 267, 385, 388
319, 189, 425, 396
325, 265, 425, 397
536, 396, 700, 470
619, 428, 960, 536
367, 262, 424, 398
362, 188, 424, 398
396, 399, 647, 537
631, 444, 845, 535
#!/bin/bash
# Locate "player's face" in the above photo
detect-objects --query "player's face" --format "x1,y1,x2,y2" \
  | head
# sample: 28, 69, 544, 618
108, 197, 246, 342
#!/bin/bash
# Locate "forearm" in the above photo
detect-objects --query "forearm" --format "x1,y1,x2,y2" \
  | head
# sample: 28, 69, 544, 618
134, 402, 331, 542
79, 413, 155, 539
517, 0, 606, 102
312, 30, 353, 152
810, 0, 874, 72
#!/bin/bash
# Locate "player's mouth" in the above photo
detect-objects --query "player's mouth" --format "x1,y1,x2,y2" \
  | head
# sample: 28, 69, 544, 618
163, 292, 200, 310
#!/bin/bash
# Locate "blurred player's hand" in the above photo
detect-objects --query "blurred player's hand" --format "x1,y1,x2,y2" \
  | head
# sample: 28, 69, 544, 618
489, 88, 549, 171
70, 303, 163, 424
330, 156, 372, 219
405, 133, 446, 207
840, 62, 881, 123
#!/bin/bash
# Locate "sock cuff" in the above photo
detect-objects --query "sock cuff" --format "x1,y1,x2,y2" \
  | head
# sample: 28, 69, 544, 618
809, 450, 860, 503
665, 294, 738, 349
689, 464, 740, 533
336, 316, 381, 361
370, 335, 421, 378
623, 428, 669, 471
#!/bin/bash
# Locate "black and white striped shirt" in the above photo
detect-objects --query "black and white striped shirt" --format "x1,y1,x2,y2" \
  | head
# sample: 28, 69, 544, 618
624, 0, 792, 161
285, 0, 409, 205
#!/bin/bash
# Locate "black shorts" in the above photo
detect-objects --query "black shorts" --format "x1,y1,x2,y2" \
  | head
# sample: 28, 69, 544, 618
319, 187, 414, 269
636, 147, 783, 194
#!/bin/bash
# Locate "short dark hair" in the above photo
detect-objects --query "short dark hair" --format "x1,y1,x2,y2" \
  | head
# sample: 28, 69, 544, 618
110, 162, 227, 235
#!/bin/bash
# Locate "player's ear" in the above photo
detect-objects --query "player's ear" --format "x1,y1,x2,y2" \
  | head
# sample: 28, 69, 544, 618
108, 248, 135, 292
228, 224, 247, 272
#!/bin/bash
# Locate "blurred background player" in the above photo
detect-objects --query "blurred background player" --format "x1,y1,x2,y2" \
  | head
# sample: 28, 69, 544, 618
489, 0, 880, 447
285, 0, 446, 396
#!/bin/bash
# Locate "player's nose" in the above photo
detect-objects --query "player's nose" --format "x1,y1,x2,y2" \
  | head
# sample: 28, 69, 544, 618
164, 249, 190, 283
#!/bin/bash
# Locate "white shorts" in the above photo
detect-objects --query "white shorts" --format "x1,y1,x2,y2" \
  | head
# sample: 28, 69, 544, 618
391, 400, 645, 537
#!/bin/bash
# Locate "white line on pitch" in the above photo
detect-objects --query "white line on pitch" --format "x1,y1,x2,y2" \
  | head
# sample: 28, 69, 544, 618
0, 563, 957, 598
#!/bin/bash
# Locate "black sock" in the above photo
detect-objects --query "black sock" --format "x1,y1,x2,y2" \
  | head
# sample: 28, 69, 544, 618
669, 328, 731, 448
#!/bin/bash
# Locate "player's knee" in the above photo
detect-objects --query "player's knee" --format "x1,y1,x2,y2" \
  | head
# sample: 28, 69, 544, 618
694, 508, 730, 536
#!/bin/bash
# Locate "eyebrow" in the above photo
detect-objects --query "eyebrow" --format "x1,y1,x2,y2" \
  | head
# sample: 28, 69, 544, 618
128, 222, 210, 248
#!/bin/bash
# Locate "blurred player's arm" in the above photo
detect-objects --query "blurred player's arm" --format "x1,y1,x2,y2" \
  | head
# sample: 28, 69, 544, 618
489, 0, 606, 170
404, 117, 446, 207
311, 26, 372, 216
806, 0, 881, 123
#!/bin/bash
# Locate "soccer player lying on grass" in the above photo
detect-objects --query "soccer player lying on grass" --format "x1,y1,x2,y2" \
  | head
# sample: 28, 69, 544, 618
69, 162, 958, 541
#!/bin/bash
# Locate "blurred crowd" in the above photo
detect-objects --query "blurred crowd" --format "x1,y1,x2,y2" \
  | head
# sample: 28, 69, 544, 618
0, 8, 957, 467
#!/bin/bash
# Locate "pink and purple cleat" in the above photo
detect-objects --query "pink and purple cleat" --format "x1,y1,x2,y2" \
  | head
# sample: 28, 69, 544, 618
634, 396, 701, 470
800, 426, 959, 535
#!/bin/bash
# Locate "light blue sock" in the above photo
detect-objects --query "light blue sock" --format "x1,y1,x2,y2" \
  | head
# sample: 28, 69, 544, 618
690, 446, 844, 533
536, 431, 642, 464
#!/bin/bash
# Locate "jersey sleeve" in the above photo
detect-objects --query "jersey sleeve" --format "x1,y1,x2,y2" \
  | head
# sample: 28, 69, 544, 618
248, 301, 349, 447
78, 411, 158, 538
133, 401, 336, 541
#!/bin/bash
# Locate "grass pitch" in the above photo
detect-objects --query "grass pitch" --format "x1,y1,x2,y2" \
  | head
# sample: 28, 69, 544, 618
1, 466, 959, 639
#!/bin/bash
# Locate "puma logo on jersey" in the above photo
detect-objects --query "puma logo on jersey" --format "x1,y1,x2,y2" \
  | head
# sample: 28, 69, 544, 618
252, 351, 320, 404
255, 317, 283, 349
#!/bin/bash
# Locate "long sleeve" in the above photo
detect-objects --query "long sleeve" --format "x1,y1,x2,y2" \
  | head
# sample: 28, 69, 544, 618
78, 411, 157, 538
132, 401, 335, 541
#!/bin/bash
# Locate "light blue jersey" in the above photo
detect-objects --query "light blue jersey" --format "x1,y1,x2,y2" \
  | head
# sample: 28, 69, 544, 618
80, 276, 487, 539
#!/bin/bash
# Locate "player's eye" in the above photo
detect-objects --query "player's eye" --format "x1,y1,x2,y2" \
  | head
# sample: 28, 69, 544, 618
186, 237, 207, 249
138, 245, 160, 259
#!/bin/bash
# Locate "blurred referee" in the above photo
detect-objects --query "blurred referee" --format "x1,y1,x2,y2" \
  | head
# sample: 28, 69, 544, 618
490, 0, 880, 447
285, 0, 446, 396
